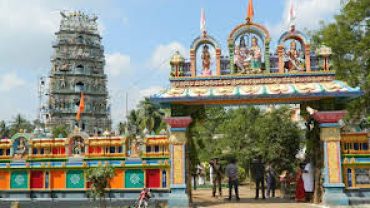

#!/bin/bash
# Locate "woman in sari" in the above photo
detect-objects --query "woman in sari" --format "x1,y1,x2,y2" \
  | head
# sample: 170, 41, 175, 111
295, 167, 306, 202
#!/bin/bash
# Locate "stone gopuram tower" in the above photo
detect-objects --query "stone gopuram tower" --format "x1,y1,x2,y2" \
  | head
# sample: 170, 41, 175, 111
47, 11, 111, 135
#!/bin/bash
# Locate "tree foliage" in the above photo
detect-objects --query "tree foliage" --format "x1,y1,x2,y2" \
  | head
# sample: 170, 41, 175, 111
312, 0, 370, 121
86, 165, 115, 208
120, 98, 165, 136
0, 120, 10, 139
189, 106, 303, 175
52, 124, 69, 138
9, 114, 34, 136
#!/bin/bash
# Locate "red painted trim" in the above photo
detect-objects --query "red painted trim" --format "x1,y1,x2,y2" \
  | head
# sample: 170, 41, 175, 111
312, 110, 346, 124
164, 117, 192, 128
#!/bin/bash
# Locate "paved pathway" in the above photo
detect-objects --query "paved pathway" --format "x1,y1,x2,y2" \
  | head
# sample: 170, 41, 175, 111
191, 185, 316, 208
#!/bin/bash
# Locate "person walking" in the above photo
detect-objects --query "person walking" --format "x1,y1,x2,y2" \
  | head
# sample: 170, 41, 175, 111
265, 164, 276, 198
252, 156, 265, 200
225, 158, 240, 201
209, 157, 222, 197
302, 160, 314, 202
295, 166, 306, 202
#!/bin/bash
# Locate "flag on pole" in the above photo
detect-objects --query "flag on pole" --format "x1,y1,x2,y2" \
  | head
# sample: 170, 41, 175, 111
76, 92, 85, 121
200, 8, 206, 35
247, 0, 254, 22
288, 0, 296, 29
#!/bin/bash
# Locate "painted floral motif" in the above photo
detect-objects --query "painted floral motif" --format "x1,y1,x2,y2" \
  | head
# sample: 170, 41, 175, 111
130, 173, 140, 185
15, 174, 25, 186
70, 174, 81, 185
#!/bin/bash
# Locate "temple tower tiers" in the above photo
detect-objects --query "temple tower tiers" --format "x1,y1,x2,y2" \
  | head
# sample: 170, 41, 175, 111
46, 11, 111, 135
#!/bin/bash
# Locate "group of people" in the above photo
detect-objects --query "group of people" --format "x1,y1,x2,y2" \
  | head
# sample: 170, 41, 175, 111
208, 156, 314, 202
209, 157, 240, 201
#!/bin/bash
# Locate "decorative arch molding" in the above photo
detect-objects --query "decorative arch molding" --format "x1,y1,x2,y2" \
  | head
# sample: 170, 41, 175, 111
277, 30, 312, 73
228, 22, 271, 44
190, 34, 221, 51
277, 30, 310, 46
67, 130, 89, 155
190, 34, 222, 77
228, 22, 271, 73
10, 133, 33, 142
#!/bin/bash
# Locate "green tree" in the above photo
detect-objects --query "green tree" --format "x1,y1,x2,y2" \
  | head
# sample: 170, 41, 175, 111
9, 114, 34, 136
137, 98, 165, 133
0, 120, 10, 139
312, 0, 370, 121
120, 98, 165, 136
86, 165, 115, 208
255, 107, 302, 172
52, 124, 69, 138
189, 106, 303, 177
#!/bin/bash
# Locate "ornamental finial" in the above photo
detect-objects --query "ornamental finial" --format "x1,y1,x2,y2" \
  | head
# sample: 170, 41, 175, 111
246, 0, 254, 23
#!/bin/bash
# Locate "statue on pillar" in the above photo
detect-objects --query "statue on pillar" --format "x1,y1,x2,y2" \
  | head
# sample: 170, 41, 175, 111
14, 137, 28, 159
201, 44, 212, 76
250, 37, 262, 73
284, 41, 304, 72
234, 36, 251, 73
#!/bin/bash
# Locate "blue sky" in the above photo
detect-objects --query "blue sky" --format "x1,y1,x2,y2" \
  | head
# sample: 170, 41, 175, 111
0, 0, 341, 127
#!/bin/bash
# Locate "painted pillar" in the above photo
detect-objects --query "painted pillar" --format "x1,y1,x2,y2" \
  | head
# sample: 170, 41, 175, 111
264, 38, 271, 73
190, 49, 196, 77
305, 44, 311, 72
313, 110, 348, 206
164, 116, 192, 208
277, 45, 285, 73
215, 48, 221, 76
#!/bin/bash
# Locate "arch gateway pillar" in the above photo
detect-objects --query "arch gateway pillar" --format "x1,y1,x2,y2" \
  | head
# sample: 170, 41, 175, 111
164, 116, 192, 207
313, 110, 348, 205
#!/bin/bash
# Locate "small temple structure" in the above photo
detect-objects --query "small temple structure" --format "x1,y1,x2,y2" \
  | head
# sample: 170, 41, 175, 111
150, 1, 367, 206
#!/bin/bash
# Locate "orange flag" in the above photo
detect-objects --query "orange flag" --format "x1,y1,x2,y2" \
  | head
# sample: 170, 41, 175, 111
247, 0, 254, 22
76, 92, 85, 121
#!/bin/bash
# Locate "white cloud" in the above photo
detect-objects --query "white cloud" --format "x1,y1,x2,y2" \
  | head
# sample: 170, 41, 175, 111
269, 0, 341, 41
0, 73, 26, 92
149, 42, 187, 71
105, 53, 131, 76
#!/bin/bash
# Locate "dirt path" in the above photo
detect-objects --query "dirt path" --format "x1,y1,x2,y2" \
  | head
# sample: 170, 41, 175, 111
191, 185, 316, 208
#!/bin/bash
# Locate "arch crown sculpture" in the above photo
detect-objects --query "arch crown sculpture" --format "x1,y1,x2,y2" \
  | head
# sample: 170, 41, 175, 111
169, 5, 333, 78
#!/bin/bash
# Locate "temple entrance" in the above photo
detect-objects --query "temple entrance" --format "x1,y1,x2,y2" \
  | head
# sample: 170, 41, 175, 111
149, 1, 363, 207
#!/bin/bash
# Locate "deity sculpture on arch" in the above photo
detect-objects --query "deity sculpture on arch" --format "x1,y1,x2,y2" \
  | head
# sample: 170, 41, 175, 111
234, 35, 262, 74
284, 40, 305, 72
201, 44, 212, 76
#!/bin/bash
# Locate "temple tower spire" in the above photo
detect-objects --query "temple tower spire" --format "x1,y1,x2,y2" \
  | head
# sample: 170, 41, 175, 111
46, 11, 111, 135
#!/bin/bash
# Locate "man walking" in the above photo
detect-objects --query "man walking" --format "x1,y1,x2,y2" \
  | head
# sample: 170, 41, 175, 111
266, 164, 276, 198
252, 156, 265, 199
209, 157, 222, 197
225, 158, 240, 201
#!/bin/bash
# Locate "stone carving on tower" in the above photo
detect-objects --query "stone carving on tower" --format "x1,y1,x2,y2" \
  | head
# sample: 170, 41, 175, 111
46, 11, 111, 135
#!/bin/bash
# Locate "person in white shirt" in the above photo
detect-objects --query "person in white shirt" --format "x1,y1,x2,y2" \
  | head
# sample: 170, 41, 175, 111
302, 160, 314, 201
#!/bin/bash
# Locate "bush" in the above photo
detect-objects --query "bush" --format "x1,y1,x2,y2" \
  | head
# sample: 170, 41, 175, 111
238, 166, 246, 183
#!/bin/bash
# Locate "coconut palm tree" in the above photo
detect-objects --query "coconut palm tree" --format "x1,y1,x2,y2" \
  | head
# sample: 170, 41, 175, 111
137, 98, 164, 134
9, 114, 34, 136
0, 120, 10, 139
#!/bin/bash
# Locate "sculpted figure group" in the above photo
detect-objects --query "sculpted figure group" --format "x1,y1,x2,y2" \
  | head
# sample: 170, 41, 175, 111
234, 36, 262, 74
